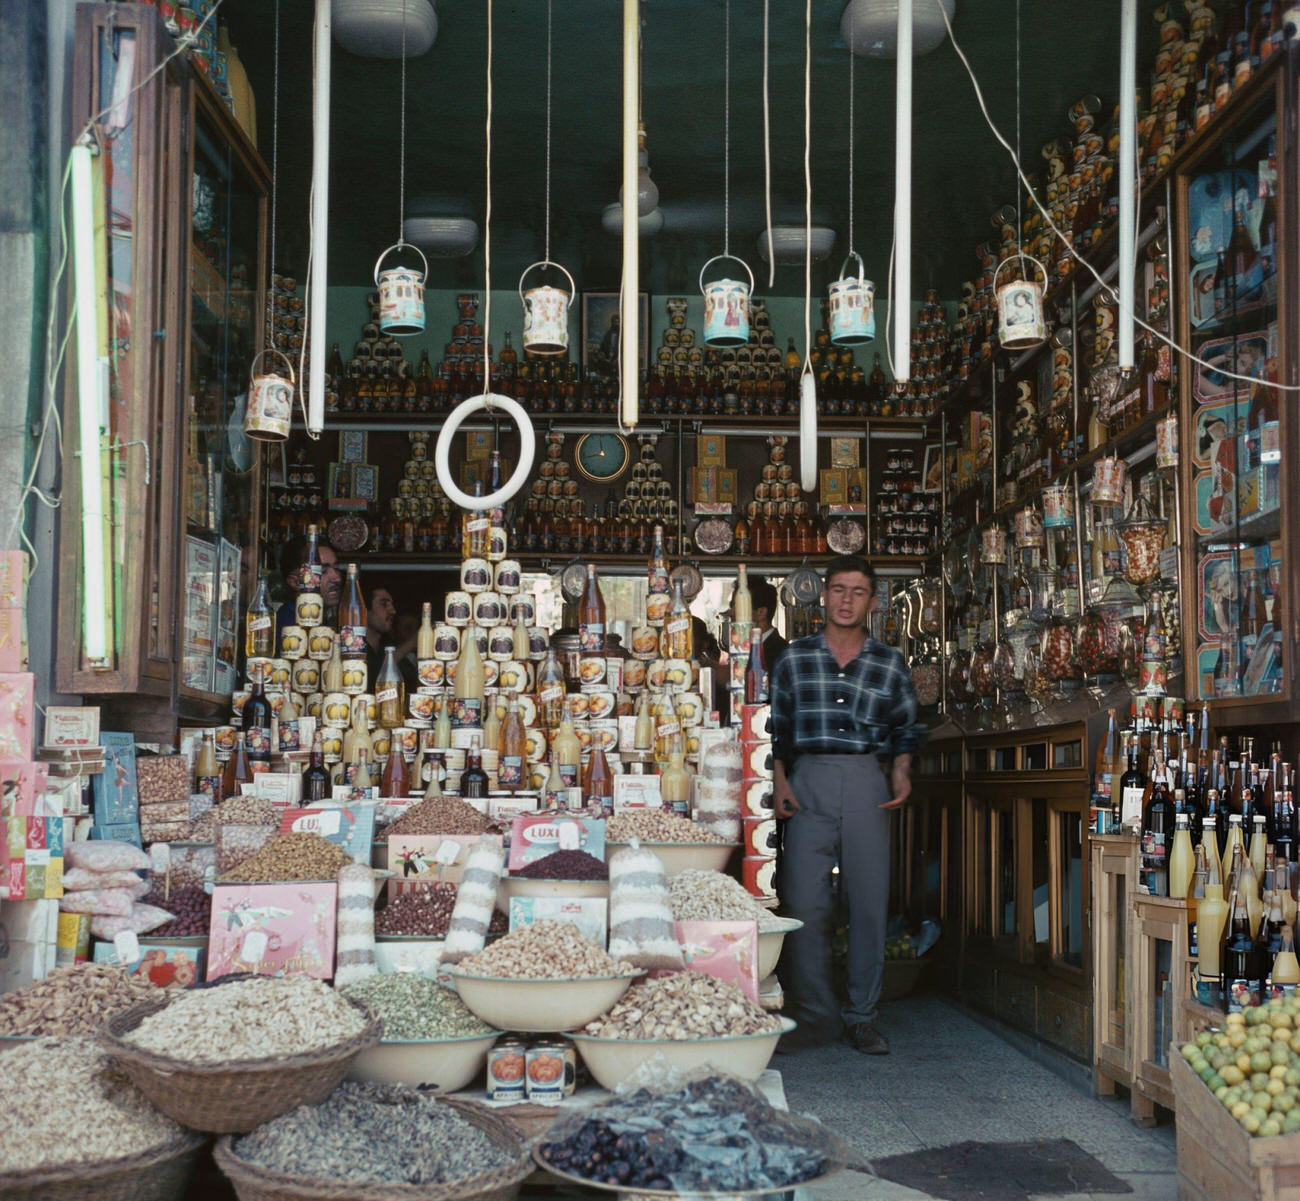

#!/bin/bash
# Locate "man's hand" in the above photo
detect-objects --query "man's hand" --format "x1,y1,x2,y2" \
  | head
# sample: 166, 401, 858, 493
773, 779, 802, 819
881, 755, 913, 811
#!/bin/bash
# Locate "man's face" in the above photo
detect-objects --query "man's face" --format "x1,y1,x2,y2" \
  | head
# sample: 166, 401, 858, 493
320, 547, 343, 610
369, 590, 396, 636
823, 571, 876, 631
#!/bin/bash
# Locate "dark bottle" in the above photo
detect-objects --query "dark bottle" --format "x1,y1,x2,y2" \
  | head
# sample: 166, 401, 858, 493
222, 732, 254, 799
1141, 750, 1175, 897
1119, 737, 1147, 829
243, 674, 274, 762
303, 730, 331, 802
461, 735, 489, 801
1224, 890, 1261, 1012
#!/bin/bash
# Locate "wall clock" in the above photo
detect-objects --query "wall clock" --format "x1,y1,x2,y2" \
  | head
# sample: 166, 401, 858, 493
574, 432, 630, 483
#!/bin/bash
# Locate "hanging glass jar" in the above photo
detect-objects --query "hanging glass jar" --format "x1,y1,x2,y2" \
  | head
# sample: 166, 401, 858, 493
971, 641, 998, 700
992, 640, 1019, 694
917, 579, 943, 636
946, 645, 974, 710
1041, 612, 1079, 684
1023, 640, 1054, 704
1075, 607, 1119, 678
911, 642, 942, 708
1117, 493, 1167, 586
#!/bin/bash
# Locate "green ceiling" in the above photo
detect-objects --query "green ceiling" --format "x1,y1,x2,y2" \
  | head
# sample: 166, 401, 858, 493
225, 0, 1156, 300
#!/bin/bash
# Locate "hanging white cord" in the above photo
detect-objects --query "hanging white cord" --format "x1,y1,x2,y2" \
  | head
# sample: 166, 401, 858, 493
798, 0, 816, 494
544, 0, 552, 264
398, 0, 407, 244
434, 0, 535, 511
723, 0, 731, 260
268, 0, 280, 319
936, 3, 1300, 392
762, 0, 774, 288
1014, 0, 1023, 271
848, 45, 855, 258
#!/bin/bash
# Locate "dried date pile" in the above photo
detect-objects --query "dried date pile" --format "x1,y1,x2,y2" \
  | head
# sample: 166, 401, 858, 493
513, 850, 608, 880
142, 884, 209, 937
539, 1077, 838, 1193
230, 1082, 520, 1185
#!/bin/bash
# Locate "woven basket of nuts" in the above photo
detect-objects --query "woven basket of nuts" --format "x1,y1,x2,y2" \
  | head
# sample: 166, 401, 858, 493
98, 981, 382, 1134
0, 1131, 207, 1201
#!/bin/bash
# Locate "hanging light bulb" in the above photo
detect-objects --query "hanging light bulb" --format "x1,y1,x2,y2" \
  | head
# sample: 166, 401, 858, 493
618, 123, 659, 216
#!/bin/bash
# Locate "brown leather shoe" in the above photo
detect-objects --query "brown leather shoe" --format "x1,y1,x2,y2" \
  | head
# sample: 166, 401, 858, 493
846, 1022, 889, 1055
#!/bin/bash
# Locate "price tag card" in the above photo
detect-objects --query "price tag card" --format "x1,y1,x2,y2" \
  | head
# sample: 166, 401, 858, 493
114, 930, 140, 966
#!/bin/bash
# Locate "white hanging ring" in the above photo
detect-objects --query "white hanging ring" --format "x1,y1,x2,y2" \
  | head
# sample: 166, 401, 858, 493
434, 392, 537, 511
799, 371, 818, 493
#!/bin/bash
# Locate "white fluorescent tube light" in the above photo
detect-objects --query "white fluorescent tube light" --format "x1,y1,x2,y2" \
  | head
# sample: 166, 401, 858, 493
621, 0, 640, 429
1118, 0, 1138, 370
894, 0, 913, 382
308, 0, 331, 436
70, 139, 110, 669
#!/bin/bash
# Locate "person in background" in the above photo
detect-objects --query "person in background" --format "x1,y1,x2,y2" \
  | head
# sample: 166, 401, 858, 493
365, 586, 398, 684
275, 533, 342, 636
749, 576, 788, 675
770, 555, 925, 1056
392, 611, 421, 694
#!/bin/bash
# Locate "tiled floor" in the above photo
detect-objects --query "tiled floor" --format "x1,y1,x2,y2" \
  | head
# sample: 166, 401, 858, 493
780, 993, 1178, 1201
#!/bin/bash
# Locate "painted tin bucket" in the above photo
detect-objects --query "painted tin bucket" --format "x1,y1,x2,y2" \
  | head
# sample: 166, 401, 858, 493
244, 348, 295, 442
1155, 415, 1179, 469
700, 254, 754, 348
827, 252, 876, 346
1091, 455, 1129, 506
995, 254, 1049, 350
519, 260, 575, 356
1013, 506, 1045, 549
374, 242, 427, 336
1042, 483, 1076, 528
980, 525, 1008, 566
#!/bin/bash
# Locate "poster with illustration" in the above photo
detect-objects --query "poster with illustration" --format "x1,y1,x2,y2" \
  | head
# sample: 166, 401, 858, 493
92, 732, 139, 826
207, 882, 337, 980
1197, 551, 1237, 641
1193, 331, 1270, 404
1190, 401, 1246, 536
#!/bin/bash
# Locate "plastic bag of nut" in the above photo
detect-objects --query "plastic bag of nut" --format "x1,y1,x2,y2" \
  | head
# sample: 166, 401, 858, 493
136, 754, 191, 804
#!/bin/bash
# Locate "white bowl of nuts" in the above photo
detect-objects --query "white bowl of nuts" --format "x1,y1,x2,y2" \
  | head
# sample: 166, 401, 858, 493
757, 917, 804, 981
444, 972, 639, 1034
605, 841, 739, 877
348, 1031, 502, 1093
572, 1018, 795, 1091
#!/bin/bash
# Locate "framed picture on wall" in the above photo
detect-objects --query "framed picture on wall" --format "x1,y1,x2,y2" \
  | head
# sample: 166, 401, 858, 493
582, 291, 649, 379
921, 443, 954, 493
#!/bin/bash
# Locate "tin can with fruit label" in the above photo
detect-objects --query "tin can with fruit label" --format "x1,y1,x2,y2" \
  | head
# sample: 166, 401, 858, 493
486, 1039, 527, 1102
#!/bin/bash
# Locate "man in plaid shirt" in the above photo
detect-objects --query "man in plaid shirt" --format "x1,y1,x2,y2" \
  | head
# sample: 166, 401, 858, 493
771, 555, 926, 1054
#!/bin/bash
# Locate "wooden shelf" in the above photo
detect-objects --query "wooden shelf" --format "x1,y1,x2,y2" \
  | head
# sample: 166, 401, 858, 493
303, 412, 935, 435
348, 551, 932, 576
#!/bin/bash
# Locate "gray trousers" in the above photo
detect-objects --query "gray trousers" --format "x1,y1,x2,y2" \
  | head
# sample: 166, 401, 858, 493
778, 753, 891, 1032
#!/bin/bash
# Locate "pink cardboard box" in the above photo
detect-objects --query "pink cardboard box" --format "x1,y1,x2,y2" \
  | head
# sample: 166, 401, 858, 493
0, 552, 28, 673
208, 882, 338, 980
674, 919, 760, 1003
0, 761, 50, 819
0, 674, 34, 760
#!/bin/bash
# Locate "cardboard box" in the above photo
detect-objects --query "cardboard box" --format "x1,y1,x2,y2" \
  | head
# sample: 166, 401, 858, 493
0, 897, 58, 990
690, 466, 719, 505
90, 822, 142, 849
0, 551, 29, 673
92, 938, 205, 988
613, 774, 662, 811
0, 674, 34, 760
43, 705, 99, 748
93, 733, 140, 826
697, 433, 727, 466
280, 802, 376, 865
386, 834, 495, 889
208, 882, 338, 980
56, 911, 91, 966
0, 761, 50, 819
507, 815, 605, 873
3, 815, 63, 899
509, 896, 608, 949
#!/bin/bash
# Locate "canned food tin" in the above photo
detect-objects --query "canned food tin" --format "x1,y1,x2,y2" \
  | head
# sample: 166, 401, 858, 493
622, 660, 646, 690
444, 593, 473, 627
487, 526, 509, 563
279, 626, 307, 659
511, 596, 536, 625
246, 657, 273, 684
308, 626, 337, 662
584, 690, 616, 721
408, 691, 437, 721
743, 855, 778, 899
495, 559, 522, 594
295, 591, 325, 628
341, 660, 369, 696
497, 660, 531, 693
474, 591, 506, 627
488, 626, 516, 661
418, 659, 446, 687
460, 558, 492, 593
577, 656, 607, 686
321, 692, 353, 728
291, 659, 321, 694
487, 1040, 527, 1102
744, 816, 778, 858
526, 1039, 576, 1103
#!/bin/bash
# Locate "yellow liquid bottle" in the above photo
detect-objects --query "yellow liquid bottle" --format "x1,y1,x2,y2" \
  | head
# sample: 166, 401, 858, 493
1273, 925, 1300, 995
1169, 813, 1195, 899
417, 601, 436, 660
552, 716, 582, 788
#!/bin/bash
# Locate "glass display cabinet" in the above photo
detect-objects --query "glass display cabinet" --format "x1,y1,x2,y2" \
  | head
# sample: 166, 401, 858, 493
57, 4, 266, 720
1176, 53, 1294, 719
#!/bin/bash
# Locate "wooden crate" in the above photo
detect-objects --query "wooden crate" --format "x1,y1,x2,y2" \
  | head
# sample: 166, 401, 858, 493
1172, 1051, 1300, 1200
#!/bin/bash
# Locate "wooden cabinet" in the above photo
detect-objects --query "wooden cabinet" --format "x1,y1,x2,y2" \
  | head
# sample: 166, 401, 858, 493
1091, 833, 1140, 1098
57, 4, 266, 727
1129, 894, 1192, 1125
